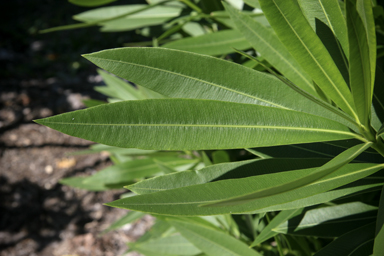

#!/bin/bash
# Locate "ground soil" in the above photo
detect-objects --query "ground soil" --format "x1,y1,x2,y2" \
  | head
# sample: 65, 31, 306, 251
0, 83, 152, 256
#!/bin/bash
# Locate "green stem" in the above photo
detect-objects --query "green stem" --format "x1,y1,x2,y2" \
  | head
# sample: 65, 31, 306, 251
178, 0, 203, 13
266, 213, 284, 256
245, 214, 257, 239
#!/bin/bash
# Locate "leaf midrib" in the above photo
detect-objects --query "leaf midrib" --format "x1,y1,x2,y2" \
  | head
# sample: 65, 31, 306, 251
40, 120, 358, 137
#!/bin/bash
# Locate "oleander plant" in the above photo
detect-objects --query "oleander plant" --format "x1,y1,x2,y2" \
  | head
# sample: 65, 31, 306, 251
37, 0, 384, 255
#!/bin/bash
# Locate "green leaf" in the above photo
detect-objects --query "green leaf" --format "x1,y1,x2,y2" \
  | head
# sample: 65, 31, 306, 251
212, 151, 230, 164
102, 211, 145, 234
251, 208, 303, 247
74, 4, 182, 32
128, 158, 329, 195
259, 0, 358, 122
169, 220, 262, 256
71, 143, 157, 156
60, 176, 108, 191
224, 3, 317, 95
347, 0, 372, 127
96, 69, 146, 101
314, 222, 375, 256
297, 0, 349, 58
274, 202, 377, 237
34, 99, 359, 150
83, 99, 106, 108
205, 143, 372, 207
243, 0, 260, 9
105, 163, 383, 216
250, 181, 384, 214
355, 0, 376, 95
250, 140, 384, 164
372, 68, 384, 131
131, 234, 201, 256
83, 47, 358, 128
83, 157, 196, 186
162, 30, 250, 56
69, 0, 116, 7
374, 225, 384, 256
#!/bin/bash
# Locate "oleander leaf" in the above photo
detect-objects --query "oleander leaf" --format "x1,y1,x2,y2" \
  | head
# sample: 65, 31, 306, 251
127, 158, 329, 195
259, 0, 358, 121
169, 220, 262, 256
162, 30, 250, 56
35, 99, 359, 151
205, 143, 371, 207
96, 69, 146, 101
105, 163, 383, 216
298, 0, 349, 58
250, 181, 383, 214
83, 157, 197, 186
224, 3, 317, 95
83, 47, 358, 129
347, 0, 372, 127
355, 0, 376, 94
372, 67, 384, 131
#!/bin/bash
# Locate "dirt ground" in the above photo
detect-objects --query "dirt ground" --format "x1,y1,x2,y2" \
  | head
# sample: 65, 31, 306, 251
0, 84, 152, 256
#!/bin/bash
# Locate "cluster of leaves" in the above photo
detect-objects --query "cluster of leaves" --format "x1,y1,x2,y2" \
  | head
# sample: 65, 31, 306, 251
39, 0, 384, 255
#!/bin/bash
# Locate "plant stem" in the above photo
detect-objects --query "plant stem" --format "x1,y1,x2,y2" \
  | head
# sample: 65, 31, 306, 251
178, 0, 203, 13
245, 214, 257, 239
275, 234, 285, 256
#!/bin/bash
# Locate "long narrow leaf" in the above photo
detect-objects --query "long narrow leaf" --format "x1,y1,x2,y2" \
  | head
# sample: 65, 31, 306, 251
35, 99, 359, 150
106, 163, 383, 216
83, 47, 358, 128
205, 143, 372, 207
224, 3, 317, 95
347, 0, 372, 127
259, 0, 358, 121
298, 0, 349, 58
128, 158, 329, 195
356, 0, 376, 94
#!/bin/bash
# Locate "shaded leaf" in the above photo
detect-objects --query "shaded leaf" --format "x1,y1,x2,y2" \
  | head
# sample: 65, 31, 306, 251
170, 220, 262, 256
314, 222, 375, 256
275, 202, 377, 238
